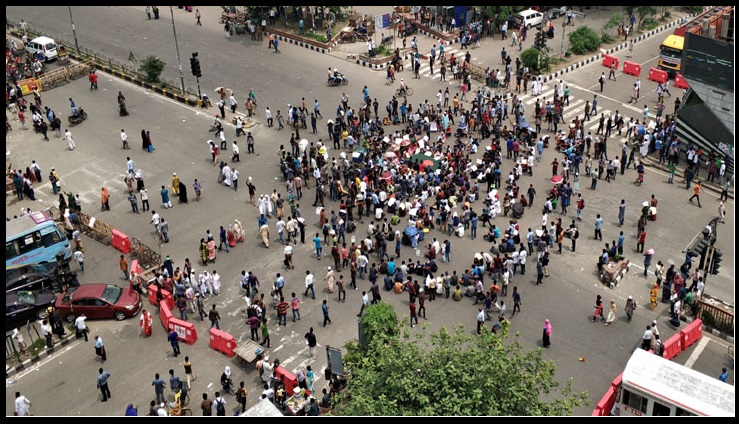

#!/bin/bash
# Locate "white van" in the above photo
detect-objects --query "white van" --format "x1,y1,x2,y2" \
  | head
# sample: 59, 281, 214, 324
25, 36, 59, 61
517, 9, 544, 30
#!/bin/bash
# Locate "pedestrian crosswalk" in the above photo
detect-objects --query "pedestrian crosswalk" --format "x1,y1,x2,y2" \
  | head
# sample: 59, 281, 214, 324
406, 46, 484, 86
399, 46, 659, 147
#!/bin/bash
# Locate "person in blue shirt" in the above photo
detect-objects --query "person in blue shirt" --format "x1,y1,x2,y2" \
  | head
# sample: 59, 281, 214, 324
313, 233, 322, 259
258, 214, 267, 229
719, 367, 729, 382
387, 260, 396, 275
470, 213, 478, 239
594, 214, 603, 240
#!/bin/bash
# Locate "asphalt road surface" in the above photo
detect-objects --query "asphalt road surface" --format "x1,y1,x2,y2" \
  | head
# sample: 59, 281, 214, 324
6, 6, 734, 416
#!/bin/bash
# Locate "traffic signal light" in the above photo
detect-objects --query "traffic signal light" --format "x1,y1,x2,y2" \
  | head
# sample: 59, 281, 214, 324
190, 52, 202, 78
534, 32, 542, 49
711, 248, 723, 275
690, 239, 709, 269
540, 31, 547, 49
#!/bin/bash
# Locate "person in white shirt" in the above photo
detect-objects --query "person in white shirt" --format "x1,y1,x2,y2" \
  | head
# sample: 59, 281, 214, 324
14, 392, 31, 416
74, 314, 88, 341
73, 249, 85, 273
212, 271, 221, 295
276, 217, 286, 244
150, 211, 161, 233
304, 271, 315, 299
121, 129, 130, 149
357, 291, 369, 317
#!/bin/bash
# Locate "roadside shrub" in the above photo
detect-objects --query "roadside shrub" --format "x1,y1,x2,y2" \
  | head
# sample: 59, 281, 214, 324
568, 27, 601, 55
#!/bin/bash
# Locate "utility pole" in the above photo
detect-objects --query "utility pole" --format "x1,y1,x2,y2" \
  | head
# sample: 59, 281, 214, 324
169, 6, 186, 95
68, 6, 80, 52
560, 19, 567, 56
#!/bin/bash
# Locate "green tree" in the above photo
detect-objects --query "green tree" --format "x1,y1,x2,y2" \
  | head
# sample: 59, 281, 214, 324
336, 319, 588, 416
635, 6, 658, 31
602, 13, 624, 41
358, 302, 399, 348
520, 47, 550, 74
568, 26, 601, 55
138, 56, 166, 84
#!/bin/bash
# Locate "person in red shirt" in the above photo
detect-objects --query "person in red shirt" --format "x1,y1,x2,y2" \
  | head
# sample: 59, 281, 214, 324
88, 70, 98, 90
276, 296, 289, 326
636, 230, 646, 253
409, 300, 418, 327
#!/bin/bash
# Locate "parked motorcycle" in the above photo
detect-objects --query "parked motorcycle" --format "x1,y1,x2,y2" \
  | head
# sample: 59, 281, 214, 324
327, 74, 349, 86
67, 108, 88, 126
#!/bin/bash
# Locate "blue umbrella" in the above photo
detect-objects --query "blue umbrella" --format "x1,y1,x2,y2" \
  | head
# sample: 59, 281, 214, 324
404, 226, 419, 237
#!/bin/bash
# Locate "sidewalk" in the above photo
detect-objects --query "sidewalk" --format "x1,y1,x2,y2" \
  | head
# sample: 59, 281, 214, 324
640, 154, 733, 200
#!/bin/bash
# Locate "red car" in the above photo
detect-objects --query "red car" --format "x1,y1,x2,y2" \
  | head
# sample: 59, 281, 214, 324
56, 284, 142, 323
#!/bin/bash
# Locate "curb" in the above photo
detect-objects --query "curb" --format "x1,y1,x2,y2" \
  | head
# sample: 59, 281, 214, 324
6, 333, 77, 379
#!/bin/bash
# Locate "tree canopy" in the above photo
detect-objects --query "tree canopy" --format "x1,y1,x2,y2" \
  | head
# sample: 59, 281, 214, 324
335, 304, 589, 416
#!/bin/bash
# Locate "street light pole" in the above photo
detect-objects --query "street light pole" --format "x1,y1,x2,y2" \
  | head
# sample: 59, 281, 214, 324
67, 6, 80, 52
560, 20, 567, 56
169, 6, 186, 95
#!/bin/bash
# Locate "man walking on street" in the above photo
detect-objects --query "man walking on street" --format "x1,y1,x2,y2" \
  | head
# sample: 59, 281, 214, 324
688, 181, 702, 208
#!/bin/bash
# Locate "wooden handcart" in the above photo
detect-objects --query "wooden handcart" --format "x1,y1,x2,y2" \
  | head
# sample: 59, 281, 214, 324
234, 338, 264, 366
599, 258, 630, 288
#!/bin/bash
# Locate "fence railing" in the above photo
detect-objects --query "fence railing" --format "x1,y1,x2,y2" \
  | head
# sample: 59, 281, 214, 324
49, 206, 161, 270
697, 299, 734, 334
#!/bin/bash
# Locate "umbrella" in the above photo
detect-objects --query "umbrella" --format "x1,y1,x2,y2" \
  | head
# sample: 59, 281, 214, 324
327, 119, 334, 125
404, 226, 419, 237
551, 175, 564, 184
299, 139, 310, 153
383, 151, 397, 159
400, 138, 411, 147
420, 159, 435, 172
381, 171, 392, 181
642, 201, 649, 207
645, 249, 654, 256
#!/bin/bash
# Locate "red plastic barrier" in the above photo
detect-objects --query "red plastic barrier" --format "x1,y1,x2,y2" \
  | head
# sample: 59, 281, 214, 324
209, 328, 236, 357
622, 61, 641, 77
593, 386, 617, 416
168, 317, 198, 345
130, 259, 143, 278
158, 300, 172, 329
648, 67, 668, 84
662, 333, 682, 360
611, 372, 622, 390
680, 318, 703, 351
602, 54, 619, 70
111, 229, 131, 254
148, 284, 175, 310
274, 365, 298, 395
674, 73, 690, 89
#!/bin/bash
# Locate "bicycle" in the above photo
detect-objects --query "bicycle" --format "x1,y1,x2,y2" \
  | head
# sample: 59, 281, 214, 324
395, 86, 413, 97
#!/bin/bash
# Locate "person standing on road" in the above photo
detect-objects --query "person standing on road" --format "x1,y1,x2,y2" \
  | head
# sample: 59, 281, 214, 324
152, 373, 166, 405
618, 199, 626, 227
598, 72, 605, 92
168, 328, 181, 357
209, 304, 221, 330
94, 334, 107, 361
594, 214, 603, 240
304, 327, 317, 358
542, 319, 552, 347
97, 368, 112, 402
357, 291, 369, 317
511, 286, 522, 317
321, 299, 332, 326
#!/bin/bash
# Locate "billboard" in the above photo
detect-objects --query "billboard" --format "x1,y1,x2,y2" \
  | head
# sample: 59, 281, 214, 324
681, 33, 734, 90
